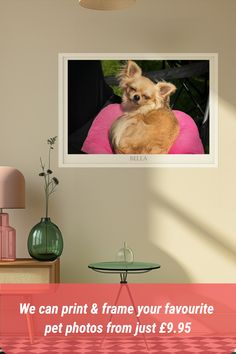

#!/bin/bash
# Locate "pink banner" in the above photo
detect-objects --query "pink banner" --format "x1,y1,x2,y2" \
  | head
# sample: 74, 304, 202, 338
0, 284, 236, 353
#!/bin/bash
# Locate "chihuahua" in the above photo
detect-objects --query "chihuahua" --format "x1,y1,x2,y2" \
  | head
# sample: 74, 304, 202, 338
109, 60, 179, 154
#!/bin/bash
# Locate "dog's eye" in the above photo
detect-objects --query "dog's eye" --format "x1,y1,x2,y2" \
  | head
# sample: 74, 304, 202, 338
129, 86, 136, 92
143, 95, 150, 100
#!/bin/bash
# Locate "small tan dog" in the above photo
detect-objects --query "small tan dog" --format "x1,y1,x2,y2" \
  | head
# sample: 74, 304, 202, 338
109, 61, 179, 154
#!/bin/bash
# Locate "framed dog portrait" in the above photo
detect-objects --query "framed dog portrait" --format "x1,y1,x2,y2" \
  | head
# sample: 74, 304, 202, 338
58, 53, 218, 167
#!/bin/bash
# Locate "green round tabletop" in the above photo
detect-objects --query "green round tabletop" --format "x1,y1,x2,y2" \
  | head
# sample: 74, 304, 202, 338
88, 261, 161, 272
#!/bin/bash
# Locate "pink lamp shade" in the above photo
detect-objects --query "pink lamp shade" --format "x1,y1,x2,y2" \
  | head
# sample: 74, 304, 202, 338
0, 166, 25, 261
0, 166, 25, 209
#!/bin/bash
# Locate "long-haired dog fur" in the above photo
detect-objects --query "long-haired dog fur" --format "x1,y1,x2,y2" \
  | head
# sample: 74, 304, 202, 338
109, 60, 179, 154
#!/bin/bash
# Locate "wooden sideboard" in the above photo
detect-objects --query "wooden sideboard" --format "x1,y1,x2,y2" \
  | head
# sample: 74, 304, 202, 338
0, 258, 60, 283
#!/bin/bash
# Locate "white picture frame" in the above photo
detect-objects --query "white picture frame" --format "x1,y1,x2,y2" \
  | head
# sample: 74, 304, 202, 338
58, 53, 218, 168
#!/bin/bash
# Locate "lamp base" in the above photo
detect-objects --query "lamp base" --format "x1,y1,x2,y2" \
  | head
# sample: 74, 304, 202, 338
0, 213, 16, 261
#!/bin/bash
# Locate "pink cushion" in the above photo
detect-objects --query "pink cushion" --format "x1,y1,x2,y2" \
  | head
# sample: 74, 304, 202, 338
82, 104, 204, 154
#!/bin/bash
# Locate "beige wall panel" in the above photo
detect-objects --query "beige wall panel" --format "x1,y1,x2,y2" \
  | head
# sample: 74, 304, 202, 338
0, 0, 235, 282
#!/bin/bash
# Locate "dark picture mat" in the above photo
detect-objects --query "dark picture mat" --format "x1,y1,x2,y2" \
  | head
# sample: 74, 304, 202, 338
67, 59, 209, 155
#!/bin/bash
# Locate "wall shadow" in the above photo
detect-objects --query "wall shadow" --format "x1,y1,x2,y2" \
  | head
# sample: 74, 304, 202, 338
150, 191, 236, 261
61, 168, 191, 283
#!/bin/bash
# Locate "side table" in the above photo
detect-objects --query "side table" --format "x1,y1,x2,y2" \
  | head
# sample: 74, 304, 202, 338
88, 261, 161, 283
88, 261, 161, 350
0, 258, 60, 283
0, 258, 60, 344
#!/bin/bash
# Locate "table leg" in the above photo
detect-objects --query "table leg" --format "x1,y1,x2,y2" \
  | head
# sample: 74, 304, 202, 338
101, 277, 150, 353
125, 283, 149, 352
100, 281, 124, 347
25, 295, 34, 344
120, 271, 128, 284
26, 313, 34, 344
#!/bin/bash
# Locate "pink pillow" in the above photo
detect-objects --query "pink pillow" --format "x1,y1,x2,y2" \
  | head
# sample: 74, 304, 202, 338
82, 103, 204, 154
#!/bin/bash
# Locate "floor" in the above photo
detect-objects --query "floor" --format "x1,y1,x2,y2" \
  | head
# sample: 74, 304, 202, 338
0, 337, 236, 353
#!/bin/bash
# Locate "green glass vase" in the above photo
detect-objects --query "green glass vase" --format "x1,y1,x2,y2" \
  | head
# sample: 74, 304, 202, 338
28, 218, 63, 261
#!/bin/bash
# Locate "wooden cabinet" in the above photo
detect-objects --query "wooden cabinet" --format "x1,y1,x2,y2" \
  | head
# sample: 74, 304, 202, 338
0, 258, 60, 283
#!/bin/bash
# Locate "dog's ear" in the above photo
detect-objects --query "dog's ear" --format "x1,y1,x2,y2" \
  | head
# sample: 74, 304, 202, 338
156, 82, 176, 98
118, 60, 142, 85
126, 60, 142, 78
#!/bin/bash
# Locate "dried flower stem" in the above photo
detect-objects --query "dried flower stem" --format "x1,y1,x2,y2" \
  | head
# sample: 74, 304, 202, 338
39, 136, 59, 219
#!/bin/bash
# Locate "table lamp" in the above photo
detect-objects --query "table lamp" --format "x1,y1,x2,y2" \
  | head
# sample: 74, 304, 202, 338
0, 166, 25, 261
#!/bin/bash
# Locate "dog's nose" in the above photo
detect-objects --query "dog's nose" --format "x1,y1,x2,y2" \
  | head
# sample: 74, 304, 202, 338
133, 95, 140, 102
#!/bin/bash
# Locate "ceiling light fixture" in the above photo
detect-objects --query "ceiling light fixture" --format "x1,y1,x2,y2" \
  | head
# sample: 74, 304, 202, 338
79, 0, 136, 10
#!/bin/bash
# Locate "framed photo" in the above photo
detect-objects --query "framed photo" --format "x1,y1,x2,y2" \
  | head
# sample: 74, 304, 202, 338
58, 53, 218, 168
